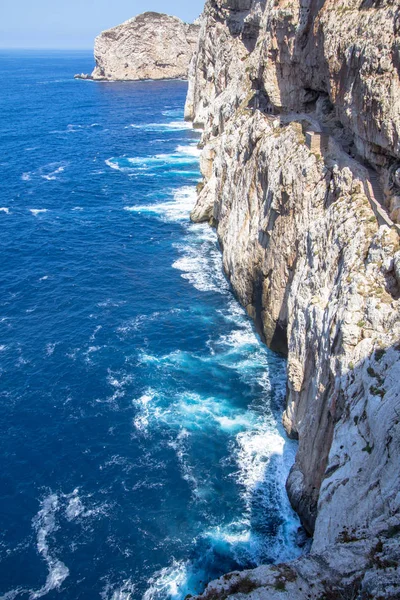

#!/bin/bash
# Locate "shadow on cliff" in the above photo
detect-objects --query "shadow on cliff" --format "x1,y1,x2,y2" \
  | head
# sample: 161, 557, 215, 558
252, 0, 332, 116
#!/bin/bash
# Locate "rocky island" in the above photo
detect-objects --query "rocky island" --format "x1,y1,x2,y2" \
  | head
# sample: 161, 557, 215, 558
185, 0, 400, 598
75, 12, 200, 81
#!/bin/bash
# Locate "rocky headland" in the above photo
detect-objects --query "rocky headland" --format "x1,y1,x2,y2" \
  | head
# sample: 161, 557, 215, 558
185, 0, 400, 598
75, 12, 200, 81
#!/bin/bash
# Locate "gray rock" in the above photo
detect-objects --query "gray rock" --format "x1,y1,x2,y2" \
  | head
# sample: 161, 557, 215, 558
88, 12, 200, 81
185, 0, 400, 597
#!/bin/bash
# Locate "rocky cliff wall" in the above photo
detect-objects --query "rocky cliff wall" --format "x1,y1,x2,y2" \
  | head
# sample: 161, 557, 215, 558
186, 1, 400, 597
81, 12, 200, 81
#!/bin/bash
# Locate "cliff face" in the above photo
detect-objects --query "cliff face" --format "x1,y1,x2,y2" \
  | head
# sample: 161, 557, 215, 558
88, 12, 199, 81
186, 1, 400, 597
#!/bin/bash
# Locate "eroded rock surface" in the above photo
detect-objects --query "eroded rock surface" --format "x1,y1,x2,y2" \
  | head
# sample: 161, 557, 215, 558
186, 0, 400, 597
85, 12, 200, 81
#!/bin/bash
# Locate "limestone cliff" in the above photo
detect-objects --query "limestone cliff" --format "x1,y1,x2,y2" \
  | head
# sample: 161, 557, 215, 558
186, 1, 400, 597
78, 12, 200, 81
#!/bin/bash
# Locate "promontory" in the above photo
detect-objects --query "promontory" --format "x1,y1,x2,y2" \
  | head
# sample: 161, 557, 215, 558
75, 12, 200, 82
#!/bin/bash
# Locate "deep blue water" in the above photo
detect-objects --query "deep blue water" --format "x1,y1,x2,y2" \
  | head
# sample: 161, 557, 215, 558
0, 51, 300, 600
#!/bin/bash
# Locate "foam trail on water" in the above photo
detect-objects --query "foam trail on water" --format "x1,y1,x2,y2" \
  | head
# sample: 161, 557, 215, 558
0, 208, 10, 214
0, 590, 24, 600
128, 121, 192, 132
29, 494, 69, 599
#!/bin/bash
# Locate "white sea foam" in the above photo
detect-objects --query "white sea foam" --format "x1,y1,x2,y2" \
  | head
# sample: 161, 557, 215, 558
167, 429, 200, 493
143, 559, 189, 600
233, 418, 300, 563
132, 389, 157, 433
214, 414, 253, 432
172, 232, 230, 295
126, 153, 198, 166
217, 297, 248, 325
163, 121, 193, 130
30, 494, 69, 599
162, 109, 184, 118
0, 208, 10, 214
30, 209, 48, 216
101, 579, 136, 600
105, 158, 123, 172
65, 492, 86, 521
215, 328, 257, 350
97, 299, 127, 308
45, 343, 57, 356
82, 345, 104, 365
50, 124, 102, 134
106, 147, 200, 175
0, 589, 24, 600
236, 425, 285, 492
116, 311, 163, 336
64, 488, 108, 522
205, 521, 251, 554
129, 121, 192, 132
133, 383, 252, 438
23, 162, 67, 182
90, 325, 102, 341
41, 166, 65, 181
175, 145, 201, 157
107, 370, 134, 395
125, 186, 197, 222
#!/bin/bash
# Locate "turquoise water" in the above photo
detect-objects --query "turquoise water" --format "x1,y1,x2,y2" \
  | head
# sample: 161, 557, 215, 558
0, 51, 300, 600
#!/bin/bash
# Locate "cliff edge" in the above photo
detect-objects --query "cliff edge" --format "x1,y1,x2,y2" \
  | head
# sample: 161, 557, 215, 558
77, 12, 200, 81
186, 0, 400, 598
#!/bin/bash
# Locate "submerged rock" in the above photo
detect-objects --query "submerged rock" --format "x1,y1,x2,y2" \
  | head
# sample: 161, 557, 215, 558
87, 12, 200, 82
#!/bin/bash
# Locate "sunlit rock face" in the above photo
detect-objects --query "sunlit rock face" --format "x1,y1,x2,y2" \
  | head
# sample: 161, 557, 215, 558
90, 12, 200, 81
186, 0, 400, 597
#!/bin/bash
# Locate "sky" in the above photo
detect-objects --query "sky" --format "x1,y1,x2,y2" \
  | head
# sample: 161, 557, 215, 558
0, 0, 205, 49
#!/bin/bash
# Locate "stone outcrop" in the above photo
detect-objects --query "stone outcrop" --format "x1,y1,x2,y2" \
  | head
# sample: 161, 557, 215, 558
185, 0, 400, 597
79, 12, 200, 81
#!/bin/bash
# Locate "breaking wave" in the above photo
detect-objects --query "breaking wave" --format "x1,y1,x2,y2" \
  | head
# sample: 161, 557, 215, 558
125, 186, 197, 222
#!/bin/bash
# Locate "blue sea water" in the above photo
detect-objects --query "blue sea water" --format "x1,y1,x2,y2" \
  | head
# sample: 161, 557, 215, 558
0, 51, 300, 600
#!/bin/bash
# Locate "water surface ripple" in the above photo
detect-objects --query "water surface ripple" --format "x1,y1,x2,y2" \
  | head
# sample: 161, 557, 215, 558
0, 51, 300, 600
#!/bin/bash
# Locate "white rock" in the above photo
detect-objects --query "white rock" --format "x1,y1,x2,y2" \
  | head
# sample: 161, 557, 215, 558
89, 12, 200, 81
185, 1, 400, 597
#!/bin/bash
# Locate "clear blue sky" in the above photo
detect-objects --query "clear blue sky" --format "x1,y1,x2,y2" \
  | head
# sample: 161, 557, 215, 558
0, 1, 205, 49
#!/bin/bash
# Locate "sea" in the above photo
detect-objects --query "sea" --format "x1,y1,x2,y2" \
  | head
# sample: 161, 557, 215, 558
0, 51, 301, 600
